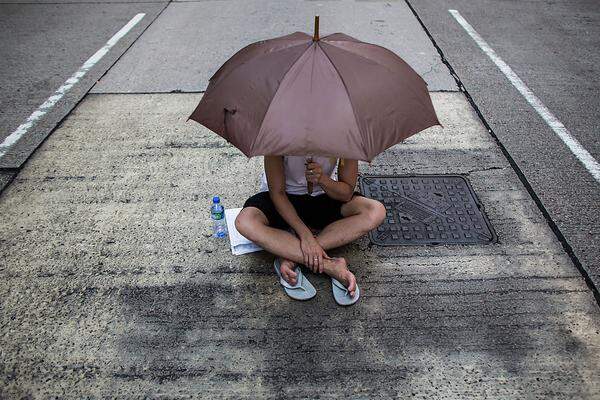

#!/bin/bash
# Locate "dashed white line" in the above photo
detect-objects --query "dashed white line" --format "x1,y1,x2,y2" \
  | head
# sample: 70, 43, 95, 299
449, 9, 600, 184
0, 13, 146, 159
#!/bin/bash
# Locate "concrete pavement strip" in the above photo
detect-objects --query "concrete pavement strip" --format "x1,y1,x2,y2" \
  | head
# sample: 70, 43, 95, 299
0, 92, 598, 398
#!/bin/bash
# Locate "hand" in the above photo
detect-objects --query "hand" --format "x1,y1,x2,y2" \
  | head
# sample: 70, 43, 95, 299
299, 233, 329, 273
305, 161, 324, 185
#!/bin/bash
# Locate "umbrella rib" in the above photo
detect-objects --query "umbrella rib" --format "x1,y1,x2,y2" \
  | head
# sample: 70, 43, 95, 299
208, 41, 312, 91
320, 32, 360, 42
210, 35, 310, 80
248, 43, 314, 155
317, 42, 369, 159
321, 41, 438, 150
322, 40, 428, 100
325, 38, 412, 67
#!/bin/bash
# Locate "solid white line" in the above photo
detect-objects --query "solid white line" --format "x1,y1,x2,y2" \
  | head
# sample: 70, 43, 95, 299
449, 9, 600, 184
0, 13, 146, 158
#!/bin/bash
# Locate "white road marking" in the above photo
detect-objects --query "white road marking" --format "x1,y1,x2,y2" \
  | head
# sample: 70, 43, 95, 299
449, 9, 600, 184
0, 13, 146, 159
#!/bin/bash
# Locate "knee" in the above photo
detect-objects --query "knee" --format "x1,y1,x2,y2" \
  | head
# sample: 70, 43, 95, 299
235, 208, 258, 240
364, 200, 386, 230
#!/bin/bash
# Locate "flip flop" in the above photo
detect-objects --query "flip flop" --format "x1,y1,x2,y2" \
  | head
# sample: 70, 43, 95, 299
273, 258, 316, 301
331, 277, 360, 306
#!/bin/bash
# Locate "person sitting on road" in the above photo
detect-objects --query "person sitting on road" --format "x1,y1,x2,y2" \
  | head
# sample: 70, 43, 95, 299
235, 155, 386, 301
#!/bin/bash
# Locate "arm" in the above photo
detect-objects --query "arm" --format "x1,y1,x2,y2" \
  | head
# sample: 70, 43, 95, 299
265, 156, 328, 272
306, 158, 358, 202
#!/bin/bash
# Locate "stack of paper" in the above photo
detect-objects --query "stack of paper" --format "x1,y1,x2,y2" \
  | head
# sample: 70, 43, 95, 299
224, 208, 263, 255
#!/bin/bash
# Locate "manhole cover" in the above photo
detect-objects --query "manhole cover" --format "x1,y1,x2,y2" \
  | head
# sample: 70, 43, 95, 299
359, 175, 497, 246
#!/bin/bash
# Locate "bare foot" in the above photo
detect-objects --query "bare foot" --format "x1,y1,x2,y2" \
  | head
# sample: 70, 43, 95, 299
279, 258, 298, 286
325, 257, 357, 298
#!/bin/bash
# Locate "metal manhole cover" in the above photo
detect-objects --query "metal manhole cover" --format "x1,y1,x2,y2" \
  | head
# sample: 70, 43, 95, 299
359, 175, 497, 246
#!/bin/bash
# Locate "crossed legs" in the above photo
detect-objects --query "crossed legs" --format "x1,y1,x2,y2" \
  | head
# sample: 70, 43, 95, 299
317, 196, 386, 250
235, 195, 385, 296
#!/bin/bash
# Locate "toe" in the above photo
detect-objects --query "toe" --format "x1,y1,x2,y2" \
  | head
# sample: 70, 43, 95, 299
282, 265, 297, 283
347, 274, 357, 296
284, 272, 295, 285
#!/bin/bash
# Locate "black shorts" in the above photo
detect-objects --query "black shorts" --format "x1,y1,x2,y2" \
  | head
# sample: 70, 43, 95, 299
242, 191, 363, 231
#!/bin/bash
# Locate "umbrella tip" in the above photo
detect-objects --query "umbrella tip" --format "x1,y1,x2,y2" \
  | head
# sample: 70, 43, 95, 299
313, 15, 320, 41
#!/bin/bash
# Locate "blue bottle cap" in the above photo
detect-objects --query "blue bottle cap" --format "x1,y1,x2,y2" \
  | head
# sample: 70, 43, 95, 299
212, 196, 220, 203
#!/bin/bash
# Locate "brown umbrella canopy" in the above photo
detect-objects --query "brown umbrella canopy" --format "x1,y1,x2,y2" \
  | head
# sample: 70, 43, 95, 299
188, 30, 442, 162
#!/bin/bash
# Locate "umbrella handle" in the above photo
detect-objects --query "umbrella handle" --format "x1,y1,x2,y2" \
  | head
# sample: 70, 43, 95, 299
306, 156, 313, 195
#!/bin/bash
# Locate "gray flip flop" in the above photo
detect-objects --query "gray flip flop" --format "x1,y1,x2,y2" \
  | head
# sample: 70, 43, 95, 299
331, 277, 360, 306
274, 258, 316, 301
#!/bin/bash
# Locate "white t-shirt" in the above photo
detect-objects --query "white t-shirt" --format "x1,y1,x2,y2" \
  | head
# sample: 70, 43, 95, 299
259, 155, 338, 196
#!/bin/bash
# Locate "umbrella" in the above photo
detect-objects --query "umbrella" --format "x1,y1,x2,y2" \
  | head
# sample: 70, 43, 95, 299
188, 16, 442, 162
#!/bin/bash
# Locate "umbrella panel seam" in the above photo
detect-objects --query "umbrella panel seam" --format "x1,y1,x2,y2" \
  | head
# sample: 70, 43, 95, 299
248, 43, 315, 156
209, 32, 312, 83
317, 41, 369, 160
320, 40, 428, 104
208, 41, 312, 93
319, 41, 439, 159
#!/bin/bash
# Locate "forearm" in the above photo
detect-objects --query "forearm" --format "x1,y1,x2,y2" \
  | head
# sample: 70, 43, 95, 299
319, 175, 355, 202
269, 191, 312, 238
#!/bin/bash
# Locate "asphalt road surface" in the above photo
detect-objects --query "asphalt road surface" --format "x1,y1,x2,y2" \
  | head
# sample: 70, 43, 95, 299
1, 0, 599, 398
408, 0, 600, 308
0, 2, 167, 168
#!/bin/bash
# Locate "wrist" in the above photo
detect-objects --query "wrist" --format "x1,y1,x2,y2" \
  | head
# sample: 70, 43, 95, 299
299, 229, 314, 240
318, 173, 331, 186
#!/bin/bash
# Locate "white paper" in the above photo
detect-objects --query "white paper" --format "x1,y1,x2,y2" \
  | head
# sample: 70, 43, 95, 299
224, 208, 263, 255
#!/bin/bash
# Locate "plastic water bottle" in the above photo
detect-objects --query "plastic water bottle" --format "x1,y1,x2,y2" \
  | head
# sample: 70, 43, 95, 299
210, 196, 228, 238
